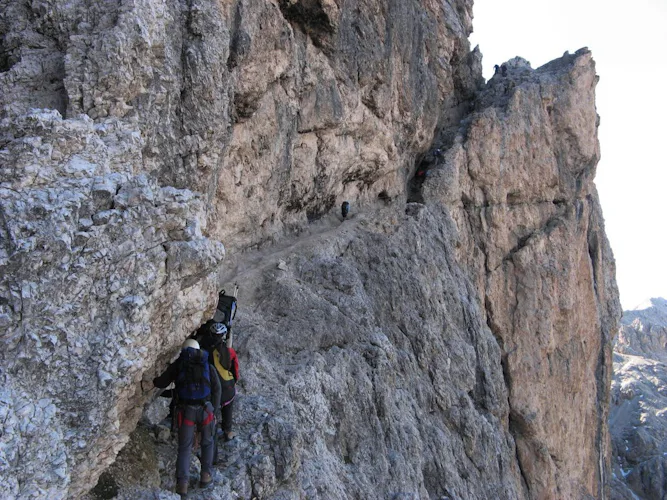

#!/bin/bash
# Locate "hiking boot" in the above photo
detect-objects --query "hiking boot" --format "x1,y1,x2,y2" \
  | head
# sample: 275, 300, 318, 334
224, 431, 236, 442
199, 472, 213, 489
176, 481, 188, 498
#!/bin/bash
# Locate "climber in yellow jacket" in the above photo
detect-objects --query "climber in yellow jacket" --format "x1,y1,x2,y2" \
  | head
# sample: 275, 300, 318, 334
198, 322, 239, 441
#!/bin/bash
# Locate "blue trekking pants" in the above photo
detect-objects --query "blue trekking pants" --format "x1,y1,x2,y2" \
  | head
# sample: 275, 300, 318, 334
176, 402, 215, 482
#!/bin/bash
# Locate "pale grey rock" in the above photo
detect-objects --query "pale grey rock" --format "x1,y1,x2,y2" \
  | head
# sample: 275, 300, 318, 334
143, 396, 170, 428
0, 110, 224, 498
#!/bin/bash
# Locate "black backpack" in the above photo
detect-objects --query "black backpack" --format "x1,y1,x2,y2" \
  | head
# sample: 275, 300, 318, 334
213, 287, 237, 329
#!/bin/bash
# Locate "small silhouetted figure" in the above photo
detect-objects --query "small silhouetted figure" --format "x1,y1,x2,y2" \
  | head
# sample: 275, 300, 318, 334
494, 64, 500, 75
434, 148, 442, 159
501, 64, 507, 77
341, 201, 350, 219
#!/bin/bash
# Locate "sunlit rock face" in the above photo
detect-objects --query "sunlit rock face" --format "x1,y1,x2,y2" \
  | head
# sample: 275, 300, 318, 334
610, 298, 667, 500
0, 0, 619, 498
421, 50, 620, 500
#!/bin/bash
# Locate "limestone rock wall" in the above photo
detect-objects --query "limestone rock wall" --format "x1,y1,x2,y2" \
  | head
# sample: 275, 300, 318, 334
0, 0, 620, 499
0, 108, 225, 498
0, 0, 479, 253
422, 52, 621, 499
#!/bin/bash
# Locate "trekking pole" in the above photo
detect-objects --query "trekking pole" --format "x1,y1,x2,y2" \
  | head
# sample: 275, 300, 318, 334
228, 283, 239, 349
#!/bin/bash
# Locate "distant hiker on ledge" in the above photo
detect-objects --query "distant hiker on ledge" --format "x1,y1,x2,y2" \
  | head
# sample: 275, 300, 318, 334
341, 201, 350, 219
153, 339, 220, 498
494, 64, 500, 75
199, 322, 240, 442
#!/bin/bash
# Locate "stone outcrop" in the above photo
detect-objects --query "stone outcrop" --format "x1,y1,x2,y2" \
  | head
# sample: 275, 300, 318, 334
610, 298, 667, 500
431, 53, 621, 499
0, 0, 619, 499
0, 109, 225, 498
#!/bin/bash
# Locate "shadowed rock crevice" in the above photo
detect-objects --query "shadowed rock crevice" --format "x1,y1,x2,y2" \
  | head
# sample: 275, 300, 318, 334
407, 157, 427, 204
227, 2, 249, 71
0, 36, 20, 73
0, 4, 68, 116
278, 0, 336, 52
509, 411, 532, 497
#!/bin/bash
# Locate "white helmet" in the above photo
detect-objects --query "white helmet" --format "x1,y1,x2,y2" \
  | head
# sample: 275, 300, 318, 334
182, 338, 200, 350
210, 322, 228, 336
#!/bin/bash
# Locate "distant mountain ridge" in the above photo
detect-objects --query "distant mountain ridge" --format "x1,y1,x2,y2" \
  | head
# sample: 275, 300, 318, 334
616, 297, 667, 361
610, 297, 667, 499
622, 297, 667, 325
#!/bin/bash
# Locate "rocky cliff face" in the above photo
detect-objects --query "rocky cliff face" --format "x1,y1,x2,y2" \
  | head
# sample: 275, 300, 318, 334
610, 298, 667, 500
0, 1, 619, 499
428, 53, 620, 500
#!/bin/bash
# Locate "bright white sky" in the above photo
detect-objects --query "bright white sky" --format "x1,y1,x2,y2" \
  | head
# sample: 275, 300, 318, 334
469, 0, 667, 310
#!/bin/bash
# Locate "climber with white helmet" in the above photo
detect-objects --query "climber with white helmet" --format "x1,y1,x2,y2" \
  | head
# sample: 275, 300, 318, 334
153, 338, 221, 497
191, 288, 241, 443
210, 322, 227, 336
199, 322, 240, 442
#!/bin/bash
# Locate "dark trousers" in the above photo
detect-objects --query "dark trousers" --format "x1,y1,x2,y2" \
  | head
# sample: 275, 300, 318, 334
219, 381, 236, 434
221, 400, 234, 433
176, 402, 215, 483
